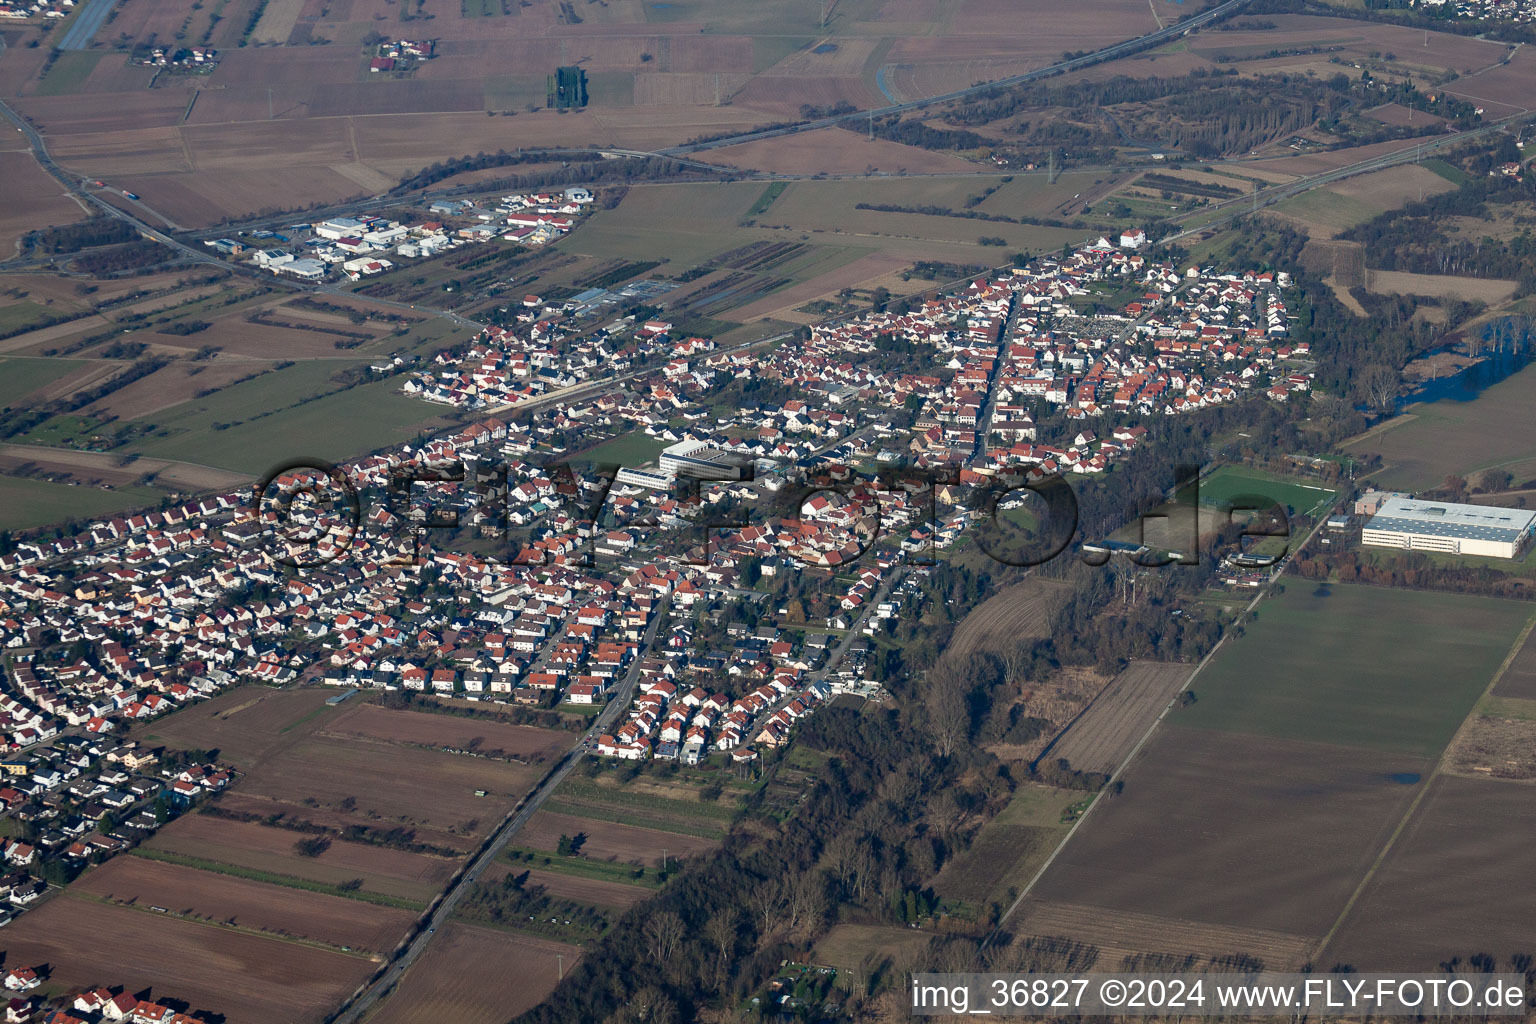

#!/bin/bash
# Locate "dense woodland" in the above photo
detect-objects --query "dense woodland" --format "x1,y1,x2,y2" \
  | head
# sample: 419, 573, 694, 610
926, 67, 1454, 162
23, 218, 139, 255
1341, 156, 1536, 289
513, 706, 1011, 1024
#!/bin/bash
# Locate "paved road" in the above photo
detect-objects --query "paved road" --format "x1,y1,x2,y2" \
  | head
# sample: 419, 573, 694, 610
330, 602, 669, 1024
30, 0, 1255, 246
1166, 111, 1536, 241
56, 0, 121, 50
0, 94, 496, 333
0, 98, 226, 269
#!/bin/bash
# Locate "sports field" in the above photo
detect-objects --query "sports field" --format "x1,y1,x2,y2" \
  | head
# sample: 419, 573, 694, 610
570, 431, 669, 467
1179, 584, 1533, 757
1198, 465, 1338, 518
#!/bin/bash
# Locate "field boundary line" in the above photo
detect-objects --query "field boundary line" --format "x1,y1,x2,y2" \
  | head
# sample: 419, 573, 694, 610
1311, 608, 1536, 963
62, 888, 381, 960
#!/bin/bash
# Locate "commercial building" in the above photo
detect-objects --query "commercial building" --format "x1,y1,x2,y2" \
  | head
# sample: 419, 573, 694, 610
1361, 496, 1536, 559
616, 440, 754, 491
659, 439, 753, 482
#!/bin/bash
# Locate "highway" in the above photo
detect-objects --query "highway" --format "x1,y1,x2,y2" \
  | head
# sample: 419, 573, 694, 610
0, 0, 1255, 251
0, 98, 227, 270
0, 94, 500, 332
329, 602, 670, 1024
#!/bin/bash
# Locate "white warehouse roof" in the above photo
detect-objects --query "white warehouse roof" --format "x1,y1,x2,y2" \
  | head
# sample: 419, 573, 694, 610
1364, 496, 1536, 544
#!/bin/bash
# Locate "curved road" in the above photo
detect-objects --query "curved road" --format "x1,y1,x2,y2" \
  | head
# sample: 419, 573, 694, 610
1165, 110, 1535, 241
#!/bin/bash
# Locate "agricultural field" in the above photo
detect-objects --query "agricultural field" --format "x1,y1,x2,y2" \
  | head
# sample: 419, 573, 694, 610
1492, 627, 1536, 699
520, 808, 720, 867
0, 475, 167, 531
321, 703, 572, 763
542, 771, 741, 840
566, 177, 1084, 328
1032, 725, 1431, 937
0, 148, 87, 255
1021, 581, 1535, 971
138, 687, 561, 852
1364, 269, 1519, 305
223, 734, 541, 853
73, 854, 418, 954
0, 355, 87, 406
483, 862, 653, 910
1008, 897, 1318, 971
1321, 774, 1536, 970
945, 577, 1066, 661
0, 276, 469, 483
1041, 661, 1192, 776
115, 369, 455, 475
0, 445, 249, 495
1345, 358, 1536, 492
0, 896, 374, 1024
366, 922, 579, 1024
1178, 584, 1532, 757
141, 813, 458, 904
1268, 164, 1456, 239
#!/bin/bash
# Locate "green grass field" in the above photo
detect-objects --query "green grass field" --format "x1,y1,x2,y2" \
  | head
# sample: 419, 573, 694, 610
0, 356, 84, 408
34, 51, 104, 97
0, 476, 165, 531
129, 377, 447, 474
0, 302, 63, 336
1421, 158, 1471, 186
542, 772, 742, 839
1179, 583, 1534, 757
1199, 465, 1339, 517
570, 431, 668, 466
1271, 189, 1382, 233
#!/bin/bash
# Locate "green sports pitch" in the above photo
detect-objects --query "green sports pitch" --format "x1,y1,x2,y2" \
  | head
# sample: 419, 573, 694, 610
1198, 466, 1338, 518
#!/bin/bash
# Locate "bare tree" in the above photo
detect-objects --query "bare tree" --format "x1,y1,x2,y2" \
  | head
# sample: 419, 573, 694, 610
924, 657, 970, 757
624, 986, 678, 1024
703, 905, 740, 988
643, 910, 685, 962
1360, 362, 1401, 414
786, 871, 828, 935
748, 876, 785, 935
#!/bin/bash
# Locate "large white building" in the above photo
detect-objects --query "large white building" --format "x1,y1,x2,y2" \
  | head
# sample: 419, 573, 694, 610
1361, 496, 1536, 559
615, 440, 752, 490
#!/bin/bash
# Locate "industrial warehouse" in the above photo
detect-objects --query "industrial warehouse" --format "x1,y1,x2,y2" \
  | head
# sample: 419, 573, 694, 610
1361, 495, 1536, 559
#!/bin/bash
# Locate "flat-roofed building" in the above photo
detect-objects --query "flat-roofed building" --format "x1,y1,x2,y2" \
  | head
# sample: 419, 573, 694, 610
660, 439, 752, 482
1361, 496, 1536, 559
